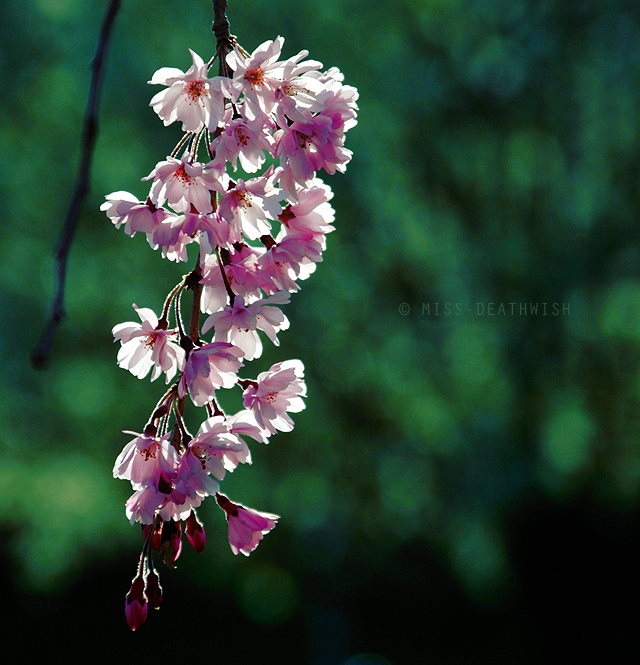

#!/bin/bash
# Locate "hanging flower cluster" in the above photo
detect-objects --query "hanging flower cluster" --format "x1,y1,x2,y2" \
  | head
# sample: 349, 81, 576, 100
103, 30, 358, 631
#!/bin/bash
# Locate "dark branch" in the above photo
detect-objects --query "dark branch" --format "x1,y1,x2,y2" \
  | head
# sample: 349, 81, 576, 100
31, 0, 122, 369
212, 0, 233, 76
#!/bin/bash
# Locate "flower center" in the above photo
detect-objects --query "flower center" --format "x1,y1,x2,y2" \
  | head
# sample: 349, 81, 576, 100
245, 68, 265, 86
174, 166, 193, 185
185, 80, 206, 102
235, 127, 249, 146
265, 391, 278, 403
233, 189, 252, 208
295, 131, 312, 149
144, 332, 159, 349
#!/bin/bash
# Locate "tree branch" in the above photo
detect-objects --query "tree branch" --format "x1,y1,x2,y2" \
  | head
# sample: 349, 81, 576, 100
212, 0, 233, 76
32, 0, 122, 369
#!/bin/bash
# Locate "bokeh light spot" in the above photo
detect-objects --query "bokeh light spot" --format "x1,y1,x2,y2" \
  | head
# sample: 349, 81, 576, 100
238, 563, 299, 625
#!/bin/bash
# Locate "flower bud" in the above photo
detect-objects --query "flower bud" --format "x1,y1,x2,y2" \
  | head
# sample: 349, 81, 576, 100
125, 576, 147, 631
145, 569, 163, 610
186, 510, 206, 553
160, 519, 182, 568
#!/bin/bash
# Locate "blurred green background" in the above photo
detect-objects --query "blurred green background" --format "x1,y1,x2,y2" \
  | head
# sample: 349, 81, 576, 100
1, 0, 639, 661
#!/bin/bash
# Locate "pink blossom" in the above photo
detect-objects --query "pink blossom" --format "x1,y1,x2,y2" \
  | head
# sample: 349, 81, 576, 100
227, 409, 270, 444
124, 486, 164, 525
208, 114, 275, 173
257, 231, 325, 293
144, 155, 226, 215
253, 291, 291, 345
145, 212, 197, 262
149, 49, 229, 132
101, 192, 168, 237
272, 51, 324, 117
314, 78, 359, 133
199, 257, 230, 315
177, 342, 244, 406
215, 492, 279, 556
279, 179, 335, 234
113, 429, 179, 492
157, 449, 221, 522
199, 245, 268, 317
149, 210, 234, 258
201, 295, 260, 359
275, 110, 353, 184
112, 304, 185, 383
145, 569, 163, 609
225, 37, 286, 120
217, 175, 282, 241
202, 292, 290, 361
243, 359, 306, 434
185, 511, 206, 553
189, 415, 251, 479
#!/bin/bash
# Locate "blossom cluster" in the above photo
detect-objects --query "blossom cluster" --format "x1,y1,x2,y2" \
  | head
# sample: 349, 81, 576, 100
104, 34, 357, 630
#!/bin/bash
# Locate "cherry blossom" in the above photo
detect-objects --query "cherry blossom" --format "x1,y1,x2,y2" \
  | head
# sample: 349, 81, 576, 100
125, 576, 147, 631
189, 415, 251, 479
113, 429, 179, 491
208, 114, 275, 173
144, 154, 226, 215
101, 192, 169, 237
185, 511, 206, 553
225, 37, 286, 120
108, 25, 357, 630
215, 492, 279, 556
242, 359, 306, 435
202, 292, 290, 360
149, 49, 228, 132
200, 244, 266, 313
217, 174, 282, 241
112, 305, 185, 383
177, 342, 244, 406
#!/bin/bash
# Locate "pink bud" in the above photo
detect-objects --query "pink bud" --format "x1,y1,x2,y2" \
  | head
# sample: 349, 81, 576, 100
145, 569, 163, 610
160, 520, 182, 568
125, 576, 147, 631
186, 510, 206, 553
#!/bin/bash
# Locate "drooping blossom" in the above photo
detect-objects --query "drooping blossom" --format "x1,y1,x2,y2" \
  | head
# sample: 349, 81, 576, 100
158, 449, 221, 522
145, 569, 163, 609
200, 244, 266, 314
242, 359, 306, 434
217, 174, 282, 241
109, 29, 358, 630
225, 37, 287, 120
189, 415, 251, 480
144, 154, 226, 215
101, 192, 169, 237
177, 342, 244, 406
149, 49, 228, 132
185, 510, 206, 553
208, 114, 275, 173
215, 492, 279, 556
113, 429, 179, 492
112, 305, 185, 383
275, 110, 353, 185
202, 292, 290, 361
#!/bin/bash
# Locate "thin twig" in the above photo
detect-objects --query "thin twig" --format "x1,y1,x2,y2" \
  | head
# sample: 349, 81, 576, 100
32, 0, 122, 369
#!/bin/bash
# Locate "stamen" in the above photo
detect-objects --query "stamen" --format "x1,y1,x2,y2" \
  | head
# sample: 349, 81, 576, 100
185, 80, 206, 102
245, 68, 264, 85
